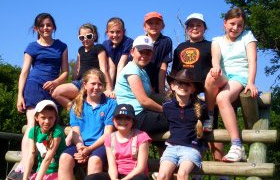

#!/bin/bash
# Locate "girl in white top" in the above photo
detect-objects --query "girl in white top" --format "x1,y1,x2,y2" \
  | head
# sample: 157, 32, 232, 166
205, 7, 258, 162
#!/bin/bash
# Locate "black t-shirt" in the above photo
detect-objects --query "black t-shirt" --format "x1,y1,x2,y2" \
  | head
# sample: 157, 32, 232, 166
77, 44, 105, 80
172, 40, 212, 83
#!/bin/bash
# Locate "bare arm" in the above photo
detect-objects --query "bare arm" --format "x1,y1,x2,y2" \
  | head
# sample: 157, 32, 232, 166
244, 41, 258, 97
210, 41, 222, 78
127, 74, 162, 112
73, 54, 80, 80
108, 57, 116, 85
122, 142, 150, 180
22, 139, 36, 180
43, 48, 69, 91
158, 62, 167, 94
35, 137, 62, 180
17, 53, 32, 113
116, 55, 129, 81
106, 146, 119, 180
82, 125, 114, 156
98, 50, 113, 91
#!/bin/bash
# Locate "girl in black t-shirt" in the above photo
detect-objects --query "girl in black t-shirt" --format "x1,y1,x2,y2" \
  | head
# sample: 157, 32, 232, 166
52, 23, 114, 109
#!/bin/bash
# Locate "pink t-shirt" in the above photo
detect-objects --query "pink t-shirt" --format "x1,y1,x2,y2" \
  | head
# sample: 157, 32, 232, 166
104, 130, 152, 175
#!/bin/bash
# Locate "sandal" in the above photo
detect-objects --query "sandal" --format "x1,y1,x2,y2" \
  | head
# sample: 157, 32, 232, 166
222, 145, 247, 162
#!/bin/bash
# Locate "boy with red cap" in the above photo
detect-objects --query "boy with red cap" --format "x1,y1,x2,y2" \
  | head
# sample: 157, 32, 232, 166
143, 11, 173, 95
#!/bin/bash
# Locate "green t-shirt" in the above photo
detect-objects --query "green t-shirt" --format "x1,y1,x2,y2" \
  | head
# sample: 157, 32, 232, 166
28, 124, 66, 174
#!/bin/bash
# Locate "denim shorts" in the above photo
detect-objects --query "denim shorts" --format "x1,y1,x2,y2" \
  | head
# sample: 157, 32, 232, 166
160, 145, 202, 168
63, 145, 107, 165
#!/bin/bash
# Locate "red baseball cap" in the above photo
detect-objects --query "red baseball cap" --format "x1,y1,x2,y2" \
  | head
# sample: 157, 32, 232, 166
144, 12, 163, 22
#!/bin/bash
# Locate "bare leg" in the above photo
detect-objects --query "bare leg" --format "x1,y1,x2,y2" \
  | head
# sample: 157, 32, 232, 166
16, 108, 35, 172
177, 161, 195, 180
87, 156, 103, 175
52, 83, 79, 108
157, 161, 176, 180
58, 153, 75, 180
216, 81, 243, 140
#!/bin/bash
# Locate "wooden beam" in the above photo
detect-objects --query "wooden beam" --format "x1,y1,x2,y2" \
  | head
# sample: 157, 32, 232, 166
151, 129, 278, 143
0, 132, 23, 141
148, 160, 275, 177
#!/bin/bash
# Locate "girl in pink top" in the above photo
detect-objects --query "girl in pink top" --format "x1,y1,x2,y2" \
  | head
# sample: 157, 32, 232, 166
85, 104, 151, 180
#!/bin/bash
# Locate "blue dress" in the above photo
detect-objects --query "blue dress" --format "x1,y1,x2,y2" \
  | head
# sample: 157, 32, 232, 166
23, 39, 67, 107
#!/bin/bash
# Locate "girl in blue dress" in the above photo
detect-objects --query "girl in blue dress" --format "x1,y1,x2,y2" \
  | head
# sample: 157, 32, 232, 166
14, 13, 68, 177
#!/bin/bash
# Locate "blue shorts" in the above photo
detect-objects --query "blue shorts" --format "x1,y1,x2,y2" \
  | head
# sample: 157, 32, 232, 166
72, 80, 82, 90
160, 145, 202, 168
63, 145, 107, 165
226, 74, 247, 87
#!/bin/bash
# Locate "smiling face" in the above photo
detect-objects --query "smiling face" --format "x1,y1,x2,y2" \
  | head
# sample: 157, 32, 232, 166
79, 28, 95, 49
186, 19, 206, 42
113, 115, 134, 132
107, 23, 124, 47
171, 80, 196, 98
224, 16, 244, 41
131, 47, 153, 68
84, 74, 104, 98
35, 18, 55, 39
144, 18, 164, 37
35, 108, 56, 133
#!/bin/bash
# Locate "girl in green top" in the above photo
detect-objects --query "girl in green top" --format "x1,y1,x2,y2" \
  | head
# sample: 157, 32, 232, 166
23, 100, 66, 180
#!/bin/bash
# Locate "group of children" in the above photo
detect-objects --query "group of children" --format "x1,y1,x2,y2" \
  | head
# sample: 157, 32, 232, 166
9, 6, 258, 180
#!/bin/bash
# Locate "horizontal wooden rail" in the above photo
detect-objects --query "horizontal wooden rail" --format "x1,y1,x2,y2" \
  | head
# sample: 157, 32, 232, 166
148, 159, 275, 177
151, 129, 278, 143
0, 132, 23, 141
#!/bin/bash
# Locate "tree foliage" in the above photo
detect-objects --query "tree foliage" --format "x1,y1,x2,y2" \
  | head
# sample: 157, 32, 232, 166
225, 0, 280, 87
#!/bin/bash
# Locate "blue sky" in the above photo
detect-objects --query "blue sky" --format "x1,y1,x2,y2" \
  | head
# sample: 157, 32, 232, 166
0, 0, 275, 91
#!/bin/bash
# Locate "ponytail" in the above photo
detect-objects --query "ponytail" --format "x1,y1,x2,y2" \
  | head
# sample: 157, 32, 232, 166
193, 96, 203, 139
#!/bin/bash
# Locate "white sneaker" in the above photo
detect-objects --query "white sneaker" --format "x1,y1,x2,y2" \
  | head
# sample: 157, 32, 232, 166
203, 116, 213, 132
222, 145, 247, 162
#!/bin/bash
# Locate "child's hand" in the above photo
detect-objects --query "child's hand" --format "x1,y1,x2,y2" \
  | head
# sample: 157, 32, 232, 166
244, 83, 258, 98
17, 96, 26, 113
81, 146, 92, 156
104, 90, 116, 99
74, 150, 88, 164
210, 67, 222, 79
42, 80, 58, 93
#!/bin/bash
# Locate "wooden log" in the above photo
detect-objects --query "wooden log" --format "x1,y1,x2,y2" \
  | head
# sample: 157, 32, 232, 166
239, 90, 259, 129
148, 160, 275, 177
151, 129, 278, 143
5, 151, 22, 163
0, 132, 23, 141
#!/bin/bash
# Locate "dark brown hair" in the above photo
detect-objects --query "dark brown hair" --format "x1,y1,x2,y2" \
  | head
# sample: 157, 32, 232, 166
224, 7, 246, 24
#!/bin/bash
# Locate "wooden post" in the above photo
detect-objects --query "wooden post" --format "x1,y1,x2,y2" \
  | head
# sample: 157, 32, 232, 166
240, 91, 272, 180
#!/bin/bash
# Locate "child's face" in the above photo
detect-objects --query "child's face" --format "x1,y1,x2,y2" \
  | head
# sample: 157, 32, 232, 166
131, 48, 153, 68
171, 80, 196, 97
79, 28, 95, 49
84, 74, 104, 98
35, 109, 56, 133
186, 19, 205, 42
35, 18, 55, 39
144, 18, 164, 36
113, 115, 133, 132
107, 24, 124, 47
224, 16, 244, 41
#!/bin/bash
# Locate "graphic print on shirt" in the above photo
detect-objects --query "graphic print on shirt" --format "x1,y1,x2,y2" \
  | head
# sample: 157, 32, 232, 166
36, 140, 55, 163
180, 47, 200, 68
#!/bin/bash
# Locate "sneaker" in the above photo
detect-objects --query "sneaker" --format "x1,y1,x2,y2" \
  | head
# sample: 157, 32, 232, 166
222, 145, 247, 162
151, 172, 158, 180
203, 116, 213, 132
6, 170, 23, 180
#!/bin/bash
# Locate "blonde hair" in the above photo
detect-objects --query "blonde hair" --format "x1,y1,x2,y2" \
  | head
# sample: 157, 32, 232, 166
106, 17, 125, 33
68, 68, 106, 118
